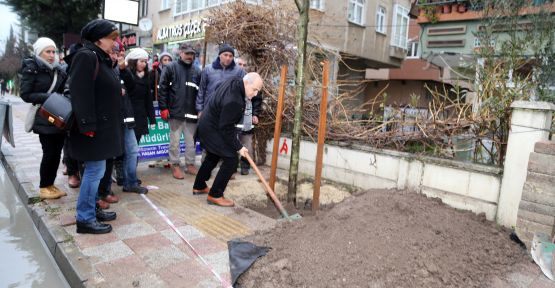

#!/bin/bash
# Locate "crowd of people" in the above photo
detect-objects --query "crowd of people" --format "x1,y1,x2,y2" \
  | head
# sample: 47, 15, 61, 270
20, 19, 263, 234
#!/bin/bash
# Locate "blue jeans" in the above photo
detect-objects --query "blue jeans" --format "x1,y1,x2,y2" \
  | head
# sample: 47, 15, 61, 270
123, 128, 139, 187
76, 160, 106, 223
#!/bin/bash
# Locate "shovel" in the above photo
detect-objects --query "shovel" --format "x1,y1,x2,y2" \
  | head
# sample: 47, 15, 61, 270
244, 152, 301, 221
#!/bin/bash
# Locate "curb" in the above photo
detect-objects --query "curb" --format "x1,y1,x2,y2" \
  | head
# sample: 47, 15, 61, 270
1, 152, 93, 287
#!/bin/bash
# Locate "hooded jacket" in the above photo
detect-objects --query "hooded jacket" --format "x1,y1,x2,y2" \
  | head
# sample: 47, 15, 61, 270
158, 58, 201, 121
19, 56, 67, 134
196, 57, 245, 112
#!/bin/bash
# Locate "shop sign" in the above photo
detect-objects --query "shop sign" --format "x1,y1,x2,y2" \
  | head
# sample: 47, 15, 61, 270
122, 33, 137, 47
154, 19, 205, 44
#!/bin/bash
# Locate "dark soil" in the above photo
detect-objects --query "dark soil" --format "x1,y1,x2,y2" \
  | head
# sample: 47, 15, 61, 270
238, 189, 535, 288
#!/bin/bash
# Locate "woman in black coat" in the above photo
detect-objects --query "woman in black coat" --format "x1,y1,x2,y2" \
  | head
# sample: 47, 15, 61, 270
67, 19, 122, 234
125, 48, 156, 144
20, 37, 68, 200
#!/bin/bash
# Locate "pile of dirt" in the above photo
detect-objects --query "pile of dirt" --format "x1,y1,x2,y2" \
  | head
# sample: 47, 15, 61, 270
238, 189, 534, 288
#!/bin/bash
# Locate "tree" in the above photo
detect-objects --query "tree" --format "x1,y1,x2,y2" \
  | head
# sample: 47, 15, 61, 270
2, 0, 103, 47
287, 0, 309, 206
0, 26, 20, 81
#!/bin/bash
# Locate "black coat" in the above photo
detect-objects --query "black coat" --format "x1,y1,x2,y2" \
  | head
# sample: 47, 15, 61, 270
19, 56, 67, 134
67, 42, 122, 161
126, 70, 155, 137
158, 59, 201, 121
118, 68, 136, 129
197, 77, 245, 158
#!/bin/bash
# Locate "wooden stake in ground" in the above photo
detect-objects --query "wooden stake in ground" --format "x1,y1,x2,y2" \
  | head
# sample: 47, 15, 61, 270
313, 60, 329, 212
269, 65, 288, 191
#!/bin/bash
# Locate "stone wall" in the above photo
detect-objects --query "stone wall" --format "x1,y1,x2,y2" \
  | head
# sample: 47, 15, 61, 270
516, 140, 555, 246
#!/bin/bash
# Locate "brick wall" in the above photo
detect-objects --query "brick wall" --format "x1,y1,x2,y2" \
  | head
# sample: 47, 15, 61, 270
516, 140, 555, 246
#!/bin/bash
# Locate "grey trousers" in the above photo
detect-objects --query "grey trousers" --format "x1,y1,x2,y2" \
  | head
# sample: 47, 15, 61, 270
239, 132, 253, 169
168, 119, 197, 166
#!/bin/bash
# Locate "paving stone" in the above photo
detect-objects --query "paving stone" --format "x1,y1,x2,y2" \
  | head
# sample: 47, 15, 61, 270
201, 250, 230, 275
95, 255, 150, 281
140, 245, 189, 270
96, 272, 169, 288
182, 236, 227, 256
81, 240, 134, 264
161, 225, 205, 245
123, 233, 173, 254
68, 227, 120, 249
157, 260, 209, 288
113, 222, 157, 240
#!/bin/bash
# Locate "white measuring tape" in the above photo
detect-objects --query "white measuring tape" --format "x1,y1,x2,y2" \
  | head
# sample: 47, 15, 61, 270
140, 194, 232, 288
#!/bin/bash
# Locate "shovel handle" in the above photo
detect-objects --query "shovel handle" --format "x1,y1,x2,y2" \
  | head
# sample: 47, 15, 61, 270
244, 152, 291, 219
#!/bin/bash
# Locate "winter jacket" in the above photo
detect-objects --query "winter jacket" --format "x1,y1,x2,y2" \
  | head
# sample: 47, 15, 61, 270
126, 69, 155, 137
197, 77, 245, 158
19, 56, 67, 134
66, 42, 122, 161
116, 67, 136, 128
196, 57, 245, 112
158, 59, 201, 121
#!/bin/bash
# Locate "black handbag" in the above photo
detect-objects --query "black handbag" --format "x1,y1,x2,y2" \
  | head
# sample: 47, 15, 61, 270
38, 92, 73, 130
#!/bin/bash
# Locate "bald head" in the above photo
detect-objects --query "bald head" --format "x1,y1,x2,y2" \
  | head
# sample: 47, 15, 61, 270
243, 72, 263, 99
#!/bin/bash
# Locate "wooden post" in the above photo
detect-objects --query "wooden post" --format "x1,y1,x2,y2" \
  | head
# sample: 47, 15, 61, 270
269, 65, 288, 191
312, 60, 329, 212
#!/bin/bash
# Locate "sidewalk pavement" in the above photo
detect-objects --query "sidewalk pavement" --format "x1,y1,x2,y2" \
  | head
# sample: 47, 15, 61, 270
1, 95, 276, 288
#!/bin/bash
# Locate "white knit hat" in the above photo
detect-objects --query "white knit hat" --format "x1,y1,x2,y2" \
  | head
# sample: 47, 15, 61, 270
33, 37, 57, 56
125, 48, 149, 62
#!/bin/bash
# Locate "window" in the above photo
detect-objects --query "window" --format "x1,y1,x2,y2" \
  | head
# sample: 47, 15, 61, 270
407, 42, 420, 58
191, 0, 205, 11
348, 0, 365, 25
310, 0, 324, 10
140, 0, 148, 16
207, 0, 219, 6
175, 0, 188, 14
391, 4, 409, 48
160, 0, 170, 10
175, 0, 260, 15
376, 5, 386, 34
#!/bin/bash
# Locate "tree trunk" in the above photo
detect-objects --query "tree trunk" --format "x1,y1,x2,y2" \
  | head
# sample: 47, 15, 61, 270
287, 0, 309, 206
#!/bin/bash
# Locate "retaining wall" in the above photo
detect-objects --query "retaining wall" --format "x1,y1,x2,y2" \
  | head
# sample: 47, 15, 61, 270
267, 137, 503, 220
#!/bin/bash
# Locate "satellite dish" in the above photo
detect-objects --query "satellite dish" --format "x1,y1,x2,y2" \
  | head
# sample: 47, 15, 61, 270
139, 18, 153, 32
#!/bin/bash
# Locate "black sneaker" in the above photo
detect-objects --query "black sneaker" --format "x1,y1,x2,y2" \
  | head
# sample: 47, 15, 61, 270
123, 185, 148, 194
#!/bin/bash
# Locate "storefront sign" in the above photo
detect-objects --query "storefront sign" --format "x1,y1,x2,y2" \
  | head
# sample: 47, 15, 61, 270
154, 18, 205, 44
138, 104, 200, 161
122, 33, 138, 47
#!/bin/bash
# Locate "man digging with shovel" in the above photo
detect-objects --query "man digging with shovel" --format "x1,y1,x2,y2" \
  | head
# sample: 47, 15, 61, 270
192, 73, 263, 207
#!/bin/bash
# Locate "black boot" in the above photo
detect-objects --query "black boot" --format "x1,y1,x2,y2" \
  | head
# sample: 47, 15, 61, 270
240, 157, 250, 175
76, 220, 112, 234
96, 206, 117, 221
